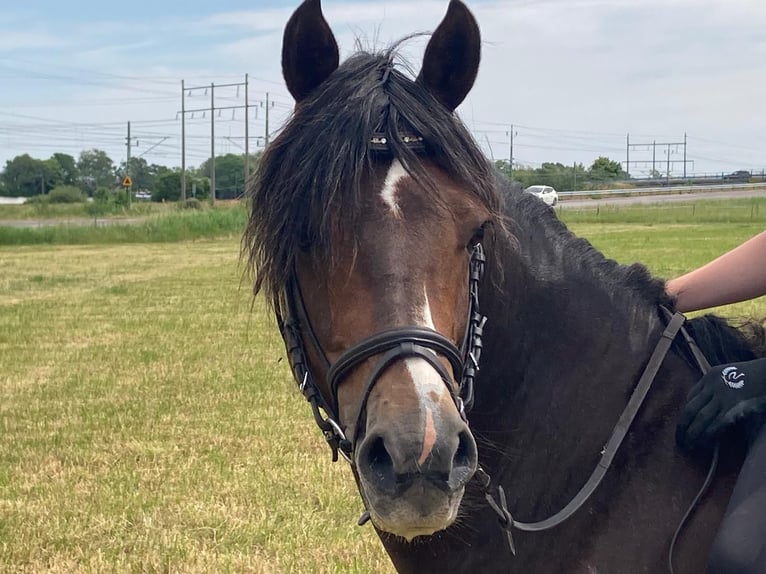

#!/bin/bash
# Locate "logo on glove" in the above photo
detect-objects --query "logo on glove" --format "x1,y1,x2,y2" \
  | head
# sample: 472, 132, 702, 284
721, 366, 745, 389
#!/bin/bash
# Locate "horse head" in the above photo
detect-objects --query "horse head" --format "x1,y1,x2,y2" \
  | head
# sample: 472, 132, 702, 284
248, 0, 501, 541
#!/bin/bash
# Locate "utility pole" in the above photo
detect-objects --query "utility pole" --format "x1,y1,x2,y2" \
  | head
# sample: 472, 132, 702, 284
625, 135, 690, 180
181, 80, 186, 201
210, 83, 216, 204
126, 120, 132, 208
244, 73, 250, 186
573, 161, 577, 191
626, 133, 630, 178
507, 124, 514, 180
666, 143, 672, 184
179, 78, 254, 201
265, 92, 270, 147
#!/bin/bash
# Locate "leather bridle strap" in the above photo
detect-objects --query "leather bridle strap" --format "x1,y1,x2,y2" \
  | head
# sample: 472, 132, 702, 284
328, 327, 465, 421
479, 309, 688, 554
666, 309, 715, 574
345, 339, 463, 446
276, 244, 486, 463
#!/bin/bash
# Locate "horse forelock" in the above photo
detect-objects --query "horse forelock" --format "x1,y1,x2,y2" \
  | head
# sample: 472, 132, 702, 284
243, 46, 501, 304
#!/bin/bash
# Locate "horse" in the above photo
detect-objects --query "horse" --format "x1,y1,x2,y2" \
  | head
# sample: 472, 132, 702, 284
244, 1, 766, 571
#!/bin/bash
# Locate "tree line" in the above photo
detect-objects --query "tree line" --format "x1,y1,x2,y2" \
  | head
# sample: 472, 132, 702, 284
496, 156, 627, 191
1, 147, 626, 203
0, 149, 263, 202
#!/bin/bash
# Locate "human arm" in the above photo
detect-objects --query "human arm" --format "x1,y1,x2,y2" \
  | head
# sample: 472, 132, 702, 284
666, 231, 766, 313
670, 231, 766, 448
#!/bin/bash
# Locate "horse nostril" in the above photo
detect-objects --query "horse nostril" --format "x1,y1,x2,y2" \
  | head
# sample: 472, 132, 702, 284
454, 430, 477, 469
359, 435, 397, 494
449, 430, 478, 489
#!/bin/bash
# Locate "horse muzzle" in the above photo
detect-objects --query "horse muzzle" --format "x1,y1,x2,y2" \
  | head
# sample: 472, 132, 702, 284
355, 406, 478, 539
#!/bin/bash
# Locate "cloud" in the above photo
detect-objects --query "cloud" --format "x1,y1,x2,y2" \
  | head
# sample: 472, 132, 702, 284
0, 30, 68, 53
0, 0, 764, 174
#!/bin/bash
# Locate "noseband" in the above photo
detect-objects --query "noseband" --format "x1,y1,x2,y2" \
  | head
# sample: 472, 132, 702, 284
276, 244, 486, 463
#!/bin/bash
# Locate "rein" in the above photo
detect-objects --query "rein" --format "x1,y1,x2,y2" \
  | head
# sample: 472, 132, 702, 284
477, 305, 716, 568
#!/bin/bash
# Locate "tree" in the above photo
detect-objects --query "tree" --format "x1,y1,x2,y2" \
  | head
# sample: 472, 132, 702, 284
77, 149, 115, 193
153, 170, 182, 202
198, 153, 247, 199
42, 157, 65, 190
117, 157, 154, 191
494, 159, 512, 179
51, 153, 79, 186
1, 154, 48, 196
588, 156, 625, 181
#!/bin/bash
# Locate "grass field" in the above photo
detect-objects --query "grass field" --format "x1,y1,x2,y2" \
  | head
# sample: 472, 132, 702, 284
1, 201, 765, 573
0, 200, 173, 221
0, 206, 247, 247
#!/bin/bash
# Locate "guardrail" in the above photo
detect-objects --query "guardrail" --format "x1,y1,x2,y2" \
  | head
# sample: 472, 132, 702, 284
558, 182, 766, 198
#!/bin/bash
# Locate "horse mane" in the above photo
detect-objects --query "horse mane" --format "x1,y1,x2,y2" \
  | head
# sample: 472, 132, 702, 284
496, 176, 672, 308
244, 45, 502, 304
685, 316, 766, 364
495, 176, 766, 364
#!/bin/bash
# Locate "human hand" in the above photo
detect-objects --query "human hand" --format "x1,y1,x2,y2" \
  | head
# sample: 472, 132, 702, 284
676, 358, 766, 450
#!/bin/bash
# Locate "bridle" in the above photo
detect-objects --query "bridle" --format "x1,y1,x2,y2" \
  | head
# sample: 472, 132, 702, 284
270, 140, 717, 569
276, 242, 486, 463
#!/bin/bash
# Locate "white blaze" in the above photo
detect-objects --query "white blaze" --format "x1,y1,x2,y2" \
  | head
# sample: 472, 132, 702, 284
405, 288, 450, 406
380, 159, 407, 216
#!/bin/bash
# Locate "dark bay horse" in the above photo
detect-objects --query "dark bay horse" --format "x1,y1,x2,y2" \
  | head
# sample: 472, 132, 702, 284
244, 1, 766, 571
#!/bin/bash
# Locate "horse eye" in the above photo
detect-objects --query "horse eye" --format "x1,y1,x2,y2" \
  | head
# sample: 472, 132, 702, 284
467, 222, 487, 249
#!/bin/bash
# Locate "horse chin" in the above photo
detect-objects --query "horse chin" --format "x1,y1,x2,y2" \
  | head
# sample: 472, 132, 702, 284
359, 479, 464, 541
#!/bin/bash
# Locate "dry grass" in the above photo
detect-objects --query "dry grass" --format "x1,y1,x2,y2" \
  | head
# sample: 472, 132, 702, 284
0, 240, 390, 574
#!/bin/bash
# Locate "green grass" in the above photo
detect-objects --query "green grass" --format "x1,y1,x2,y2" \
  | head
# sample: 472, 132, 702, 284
1, 202, 765, 573
0, 205, 248, 246
0, 200, 174, 221
559, 197, 765, 224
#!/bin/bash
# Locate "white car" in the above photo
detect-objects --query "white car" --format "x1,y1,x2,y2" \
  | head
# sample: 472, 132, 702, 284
524, 185, 558, 206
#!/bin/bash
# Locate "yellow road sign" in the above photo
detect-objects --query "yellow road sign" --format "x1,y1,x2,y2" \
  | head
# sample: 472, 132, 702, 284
122, 176, 133, 187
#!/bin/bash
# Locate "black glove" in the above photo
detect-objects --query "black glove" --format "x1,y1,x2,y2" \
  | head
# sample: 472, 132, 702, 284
676, 357, 766, 450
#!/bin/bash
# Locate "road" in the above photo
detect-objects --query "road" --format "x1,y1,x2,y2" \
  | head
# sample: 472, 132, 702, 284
559, 189, 766, 209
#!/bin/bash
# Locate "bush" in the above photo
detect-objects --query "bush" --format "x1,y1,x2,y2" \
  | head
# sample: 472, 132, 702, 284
86, 187, 129, 217
114, 189, 129, 208
47, 186, 86, 203
93, 187, 112, 202
180, 198, 203, 210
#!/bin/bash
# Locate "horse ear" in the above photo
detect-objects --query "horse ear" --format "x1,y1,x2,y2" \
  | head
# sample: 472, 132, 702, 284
417, 0, 481, 111
282, 0, 340, 103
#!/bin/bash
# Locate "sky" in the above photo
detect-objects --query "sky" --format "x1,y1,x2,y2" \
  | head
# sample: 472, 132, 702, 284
1, 0, 765, 179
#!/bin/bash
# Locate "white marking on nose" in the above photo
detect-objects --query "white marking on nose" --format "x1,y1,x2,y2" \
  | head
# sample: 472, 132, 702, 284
380, 159, 407, 216
405, 287, 451, 462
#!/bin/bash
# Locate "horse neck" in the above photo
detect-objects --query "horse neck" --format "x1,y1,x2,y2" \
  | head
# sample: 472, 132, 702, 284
473, 199, 679, 494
